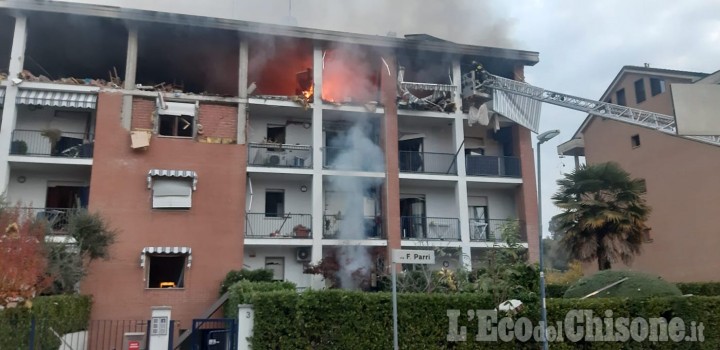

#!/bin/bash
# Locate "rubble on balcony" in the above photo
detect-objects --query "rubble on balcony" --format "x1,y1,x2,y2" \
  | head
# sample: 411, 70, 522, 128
18, 68, 123, 88
397, 66, 456, 113
0, 72, 7, 81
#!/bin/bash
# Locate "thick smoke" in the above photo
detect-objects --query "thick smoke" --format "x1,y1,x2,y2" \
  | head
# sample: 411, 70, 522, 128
327, 121, 384, 289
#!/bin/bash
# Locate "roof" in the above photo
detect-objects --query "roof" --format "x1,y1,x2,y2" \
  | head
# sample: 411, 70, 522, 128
0, 1, 539, 65
697, 70, 720, 84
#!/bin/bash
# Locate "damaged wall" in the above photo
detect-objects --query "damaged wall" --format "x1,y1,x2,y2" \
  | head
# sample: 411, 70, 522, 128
0, 13, 13, 75
136, 23, 238, 95
130, 97, 238, 141
24, 12, 127, 83
247, 36, 313, 97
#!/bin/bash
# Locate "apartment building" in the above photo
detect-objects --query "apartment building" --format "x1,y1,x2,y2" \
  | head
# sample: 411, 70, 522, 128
558, 65, 720, 282
0, 2, 541, 325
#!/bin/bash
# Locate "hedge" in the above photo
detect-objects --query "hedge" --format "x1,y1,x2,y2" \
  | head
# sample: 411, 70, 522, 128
546, 284, 570, 298
677, 282, 720, 296
0, 294, 92, 349
224, 280, 296, 319
564, 270, 682, 299
219, 268, 275, 295
244, 290, 720, 349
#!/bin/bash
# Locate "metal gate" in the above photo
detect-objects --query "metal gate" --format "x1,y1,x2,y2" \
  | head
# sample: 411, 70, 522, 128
191, 319, 237, 350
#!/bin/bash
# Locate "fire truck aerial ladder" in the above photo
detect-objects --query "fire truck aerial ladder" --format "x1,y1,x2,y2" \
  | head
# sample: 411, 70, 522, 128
461, 69, 720, 147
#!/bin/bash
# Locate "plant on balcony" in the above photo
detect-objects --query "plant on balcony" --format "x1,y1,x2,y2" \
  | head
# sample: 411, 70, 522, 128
41, 128, 63, 151
293, 224, 310, 238
10, 140, 27, 155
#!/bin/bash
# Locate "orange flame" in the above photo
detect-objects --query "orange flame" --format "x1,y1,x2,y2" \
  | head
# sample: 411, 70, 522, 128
322, 48, 380, 104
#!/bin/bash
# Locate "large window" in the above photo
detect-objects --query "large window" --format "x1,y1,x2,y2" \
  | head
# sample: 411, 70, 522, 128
147, 255, 186, 288
152, 178, 193, 209
634, 79, 646, 103
265, 190, 285, 217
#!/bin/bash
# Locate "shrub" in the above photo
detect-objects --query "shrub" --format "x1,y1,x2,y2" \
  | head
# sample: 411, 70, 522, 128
564, 270, 682, 299
545, 284, 570, 298
224, 280, 295, 318
677, 282, 720, 296
219, 268, 275, 295
546, 261, 584, 285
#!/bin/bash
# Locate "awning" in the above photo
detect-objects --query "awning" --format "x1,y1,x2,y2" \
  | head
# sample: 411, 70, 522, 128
0, 88, 5, 105
16, 89, 97, 109
490, 90, 542, 133
140, 246, 192, 268
147, 169, 197, 190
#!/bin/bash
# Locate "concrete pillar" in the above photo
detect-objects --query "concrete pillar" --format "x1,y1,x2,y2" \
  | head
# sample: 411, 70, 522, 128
0, 15, 27, 194
237, 39, 249, 144
121, 25, 138, 130
310, 44, 324, 289
237, 304, 254, 350
379, 53, 401, 265
452, 59, 471, 269
149, 306, 171, 350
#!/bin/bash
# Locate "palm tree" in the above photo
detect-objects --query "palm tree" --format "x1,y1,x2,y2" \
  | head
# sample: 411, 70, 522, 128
551, 162, 651, 270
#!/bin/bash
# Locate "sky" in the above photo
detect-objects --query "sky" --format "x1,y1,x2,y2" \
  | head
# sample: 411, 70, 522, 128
62, 0, 720, 235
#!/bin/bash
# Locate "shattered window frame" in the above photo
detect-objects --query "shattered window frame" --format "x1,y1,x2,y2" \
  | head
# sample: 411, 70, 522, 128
158, 114, 195, 138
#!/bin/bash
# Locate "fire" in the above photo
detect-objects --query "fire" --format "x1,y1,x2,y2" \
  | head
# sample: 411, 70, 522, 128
322, 47, 380, 104
302, 83, 314, 100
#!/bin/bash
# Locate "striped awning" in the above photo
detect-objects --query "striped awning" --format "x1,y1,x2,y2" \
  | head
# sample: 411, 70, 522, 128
140, 246, 192, 268
0, 88, 5, 105
16, 89, 98, 109
147, 169, 197, 190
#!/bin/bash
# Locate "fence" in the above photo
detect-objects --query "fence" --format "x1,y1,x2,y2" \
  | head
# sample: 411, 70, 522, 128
248, 143, 312, 168
20, 207, 72, 234
400, 216, 461, 240
11, 129, 94, 158
470, 219, 526, 242
323, 215, 384, 239
466, 155, 521, 177
399, 151, 457, 175
245, 213, 312, 238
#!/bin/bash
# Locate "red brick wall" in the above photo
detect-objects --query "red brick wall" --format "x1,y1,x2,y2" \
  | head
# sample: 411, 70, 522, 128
131, 97, 154, 130
84, 92, 247, 326
380, 54, 401, 262
198, 103, 238, 139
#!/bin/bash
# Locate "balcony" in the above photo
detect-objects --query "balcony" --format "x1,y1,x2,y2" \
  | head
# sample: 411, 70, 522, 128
11, 130, 94, 158
248, 143, 312, 169
245, 213, 312, 238
323, 214, 384, 239
400, 216, 460, 241
399, 151, 457, 175
470, 219, 526, 242
466, 155, 521, 178
22, 208, 72, 235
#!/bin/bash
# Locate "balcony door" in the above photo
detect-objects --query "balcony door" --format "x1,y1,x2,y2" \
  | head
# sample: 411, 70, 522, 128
46, 184, 88, 209
400, 195, 426, 238
399, 136, 424, 172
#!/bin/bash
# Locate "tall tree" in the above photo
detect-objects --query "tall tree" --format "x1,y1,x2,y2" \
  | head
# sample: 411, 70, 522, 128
552, 162, 651, 270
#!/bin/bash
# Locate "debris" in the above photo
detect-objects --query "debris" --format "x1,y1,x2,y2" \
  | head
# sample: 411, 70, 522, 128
396, 66, 456, 113
247, 82, 257, 95
364, 101, 378, 113
0, 72, 7, 80
17, 68, 124, 88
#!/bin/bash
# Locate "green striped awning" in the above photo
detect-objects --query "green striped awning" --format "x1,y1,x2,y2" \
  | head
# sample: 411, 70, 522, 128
16, 89, 97, 109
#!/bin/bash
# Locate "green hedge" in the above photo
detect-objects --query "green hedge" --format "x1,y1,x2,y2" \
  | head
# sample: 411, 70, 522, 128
564, 270, 682, 299
546, 284, 570, 298
0, 294, 92, 349
677, 282, 720, 296
245, 290, 720, 349
224, 280, 296, 318
220, 268, 275, 295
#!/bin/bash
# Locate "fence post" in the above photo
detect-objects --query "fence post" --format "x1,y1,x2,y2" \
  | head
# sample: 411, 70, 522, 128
28, 317, 36, 350
149, 306, 172, 350
237, 304, 254, 350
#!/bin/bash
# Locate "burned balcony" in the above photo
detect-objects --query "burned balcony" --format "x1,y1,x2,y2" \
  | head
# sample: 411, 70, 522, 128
323, 214, 384, 239
248, 36, 313, 106
401, 216, 461, 241
396, 50, 455, 112
321, 44, 381, 105
245, 213, 312, 239
470, 219, 526, 243
22, 13, 126, 88
136, 23, 238, 96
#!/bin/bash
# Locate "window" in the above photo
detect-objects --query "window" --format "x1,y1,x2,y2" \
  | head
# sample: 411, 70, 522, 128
650, 78, 666, 96
265, 257, 285, 281
616, 89, 626, 106
147, 255, 186, 288
265, 190, 285, 217
631, 134, 641, 148
152, 178, 193, 209
266, 125, 286, 144
634, 79, 646, 103
159, 115, 194, 137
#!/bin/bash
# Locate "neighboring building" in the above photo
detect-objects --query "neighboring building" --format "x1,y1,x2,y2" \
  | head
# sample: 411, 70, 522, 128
0, 1, 541, 327
558, 65, 720, 282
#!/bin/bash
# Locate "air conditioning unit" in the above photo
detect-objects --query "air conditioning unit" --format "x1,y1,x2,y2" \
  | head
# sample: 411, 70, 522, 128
296, 247, 311, 262
265, 152, 287, 166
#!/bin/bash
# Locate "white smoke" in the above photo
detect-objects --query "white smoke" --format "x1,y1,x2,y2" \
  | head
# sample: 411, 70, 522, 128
327, 120, 384, 289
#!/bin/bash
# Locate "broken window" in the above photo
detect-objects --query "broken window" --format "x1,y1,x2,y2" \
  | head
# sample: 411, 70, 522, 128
248, 36, 313, 99
322, 44, 381, 104
634, 79, 646, 103
266, 125, 286, 144
265, 190, 285, 217
137, 23, 238, 96
650, 78, 666, 96
0, 14, 13, 77
616, 88, 627, 106
159, 115, 194, 137
147, 255, 186, 288
23, 13, 126, 86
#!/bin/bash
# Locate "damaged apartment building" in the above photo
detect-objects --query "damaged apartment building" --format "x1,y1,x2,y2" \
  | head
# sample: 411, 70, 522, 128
0, 1, 541, 330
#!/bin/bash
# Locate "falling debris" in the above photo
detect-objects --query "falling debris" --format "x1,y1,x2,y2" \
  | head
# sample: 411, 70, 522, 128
396, 66, 456, 112
18, 68, 123, 88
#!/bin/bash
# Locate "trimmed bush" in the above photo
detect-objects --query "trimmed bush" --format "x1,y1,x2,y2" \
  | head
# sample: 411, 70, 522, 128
564, 270, 682, 298
0, 294, 91, 349
220, 268, 275, 295
677, 282, 720, 296
224, 280, 295, 318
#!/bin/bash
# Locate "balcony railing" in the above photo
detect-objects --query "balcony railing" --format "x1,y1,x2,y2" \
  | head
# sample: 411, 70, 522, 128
11, 130, 94, 158
401, 216, 460, 241
322, 146, 384, 171
21, 208, 72, 235
245, 213, 312, 238
399, 151, 457, 175
248, 143, 312, 168
470, 219, 526, 242
466, 155, 521, 177
323, 214, 384, 239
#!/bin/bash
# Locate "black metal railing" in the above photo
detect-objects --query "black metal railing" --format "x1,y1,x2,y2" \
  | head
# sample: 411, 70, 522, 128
322, 146, 385, 171
323, 214, 384, 239
400, 216, 461, 240
11, 129, 94, 158
399, 151, 457, 174
466, 155, 521, 177
470, 219, 526, 242
21, 207, 73, 235
247, 143, 312, 168
245, 213, 312, 238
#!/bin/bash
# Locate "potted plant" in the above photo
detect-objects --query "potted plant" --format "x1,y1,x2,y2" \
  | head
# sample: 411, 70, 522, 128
10, 140, 27, 155
41, 128, 62, 154
293, 224, 310, 238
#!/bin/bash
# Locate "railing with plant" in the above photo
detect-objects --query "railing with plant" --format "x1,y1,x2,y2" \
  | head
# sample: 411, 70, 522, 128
245, 213, 312, 238
10, 129, 94, 158
248, 143, 312, 168
323, 214, 384, 239
469, 218, 525, 242
400, 216, 461, 240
